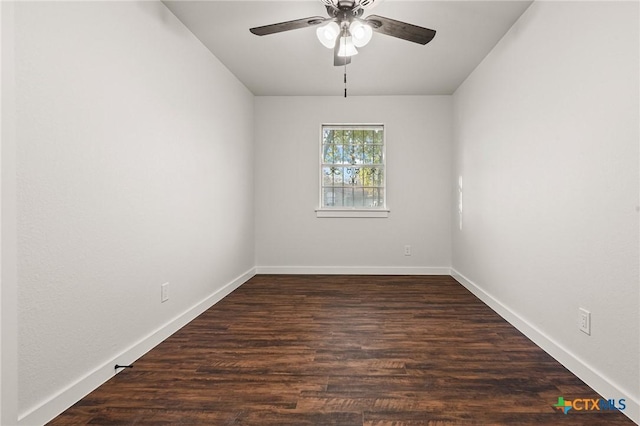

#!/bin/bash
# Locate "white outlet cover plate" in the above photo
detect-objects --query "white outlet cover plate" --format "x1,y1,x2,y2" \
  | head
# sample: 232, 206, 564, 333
579, 308, 590, 335
161, 283, 169, 303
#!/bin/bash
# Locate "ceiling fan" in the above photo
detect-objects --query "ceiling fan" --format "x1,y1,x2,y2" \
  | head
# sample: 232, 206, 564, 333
249, 0, 436, 67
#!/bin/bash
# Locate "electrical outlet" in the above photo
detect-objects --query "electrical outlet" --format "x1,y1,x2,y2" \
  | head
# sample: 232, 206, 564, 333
579, 308, 590, 335
161, 282, 169, 303
404, 245, 411, 256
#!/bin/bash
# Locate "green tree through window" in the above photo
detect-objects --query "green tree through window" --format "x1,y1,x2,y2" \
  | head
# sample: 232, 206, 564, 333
321, 124, 385, 209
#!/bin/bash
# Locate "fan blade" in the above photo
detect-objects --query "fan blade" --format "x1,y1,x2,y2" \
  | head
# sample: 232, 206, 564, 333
365, 15, 436, 45
250, 16, 327, 36
334, 36, 352, 66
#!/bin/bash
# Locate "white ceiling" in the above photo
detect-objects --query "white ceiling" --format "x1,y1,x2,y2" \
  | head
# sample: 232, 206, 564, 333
163, 0, 533, 96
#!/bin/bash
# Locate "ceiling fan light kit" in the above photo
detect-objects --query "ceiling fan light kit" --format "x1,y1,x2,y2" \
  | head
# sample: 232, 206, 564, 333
316, 22, 341, 48
316, 20, 372, 54
337, 34, 358, 57
349, 21, 373, 47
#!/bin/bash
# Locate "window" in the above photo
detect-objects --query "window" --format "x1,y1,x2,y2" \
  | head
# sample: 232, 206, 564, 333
317, 124, 388, 218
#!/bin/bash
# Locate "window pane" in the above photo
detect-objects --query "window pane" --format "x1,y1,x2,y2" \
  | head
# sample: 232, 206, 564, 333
343, 129, 352, 145
336, 167, 345, 185
323, 129, 333, 144
322, 144, 334, 164
332, 129, 338, 143
343, 187, 354, 207
324, 187, 347, 207
323, 187, 335, 207
374, 129, 383, 144
343, 144, 353, 165
322, 167, 337, 186
333, 187, 344, 207
334, 144, 344, 164
364, 188, 376, 207
344, 167, 360, 186
354, 188, 366, 207
353, 130, 363, 145
373, 145, 383, 164
362, 168, 381, 186
363, 143, 373, 164
364, 130, 374, 144
355, 131, 364, 165
377, 168, 384, 186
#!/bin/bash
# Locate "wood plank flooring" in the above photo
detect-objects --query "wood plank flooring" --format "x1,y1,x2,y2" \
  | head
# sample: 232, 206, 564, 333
48, 275, 634, 425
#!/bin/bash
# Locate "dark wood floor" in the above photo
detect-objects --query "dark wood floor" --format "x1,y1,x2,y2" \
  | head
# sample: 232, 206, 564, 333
49, 275, 634, 425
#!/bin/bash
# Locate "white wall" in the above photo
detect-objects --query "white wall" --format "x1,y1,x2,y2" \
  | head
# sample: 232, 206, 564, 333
452, 0, 639, 421
255, 96, 451, 273
1, 2, 19, 424
14, 2, 254, 423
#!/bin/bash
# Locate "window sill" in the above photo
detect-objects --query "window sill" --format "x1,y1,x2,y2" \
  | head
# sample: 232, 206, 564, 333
315, 209, 390, 218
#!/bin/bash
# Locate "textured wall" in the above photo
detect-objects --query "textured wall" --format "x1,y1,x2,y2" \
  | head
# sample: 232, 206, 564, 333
254, 96, 452, 272
15, 1, 254, 417
452, 0, 639, 416
1, 1, 19, 423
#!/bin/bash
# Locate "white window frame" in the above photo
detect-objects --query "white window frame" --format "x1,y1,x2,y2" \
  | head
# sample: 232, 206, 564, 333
316, 123, 389, 218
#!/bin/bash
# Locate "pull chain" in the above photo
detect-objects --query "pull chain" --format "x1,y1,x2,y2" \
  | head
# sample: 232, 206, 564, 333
344, 67, 347, 98
343, 35, 348, 98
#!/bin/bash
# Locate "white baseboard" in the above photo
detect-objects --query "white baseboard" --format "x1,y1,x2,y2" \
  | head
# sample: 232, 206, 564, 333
451, 268, 639, 425
255, 266, 452, 275
18, 267, 256, 426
